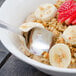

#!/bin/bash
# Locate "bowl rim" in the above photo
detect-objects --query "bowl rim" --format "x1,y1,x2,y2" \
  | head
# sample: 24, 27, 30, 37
0, 0, 76, 74
1, 39, 76, 74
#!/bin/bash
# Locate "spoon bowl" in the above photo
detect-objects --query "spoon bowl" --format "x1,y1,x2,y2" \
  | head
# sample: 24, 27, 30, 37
23, 27, 53, 55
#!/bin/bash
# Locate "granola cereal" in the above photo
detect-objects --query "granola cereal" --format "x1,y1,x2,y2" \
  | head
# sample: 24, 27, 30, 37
20, 0, 76, 68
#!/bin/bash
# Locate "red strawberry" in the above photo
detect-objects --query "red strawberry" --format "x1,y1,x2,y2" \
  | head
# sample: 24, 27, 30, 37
73, 1, 76, 6
65, 13, 76, 25
57, 0, 76, 25
58, 6, 76, 23
58, 16, 69, 23
58, 0, 74, 13
72, 19, 76, 24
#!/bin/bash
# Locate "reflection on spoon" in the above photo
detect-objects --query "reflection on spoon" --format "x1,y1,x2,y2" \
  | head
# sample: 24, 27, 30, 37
20, 22, 53, 55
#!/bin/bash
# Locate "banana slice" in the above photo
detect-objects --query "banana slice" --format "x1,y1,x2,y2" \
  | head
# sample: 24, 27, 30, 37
63, 26, 76, 45
49, 44, 71, 68
19, 22, 44, 32
25, 13, 37, 22
34, 3, 57, 21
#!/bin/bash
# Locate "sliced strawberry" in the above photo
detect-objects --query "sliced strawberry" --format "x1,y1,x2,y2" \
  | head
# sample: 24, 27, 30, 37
73, 1, 76, 6
58, 0, 74, 13
58, 7, 76, 19
58, 7, 76, 23
58, 16, 69, 23
65, 18, 70, 25
57, 0, 76, 25
72, 18, 76, 24
65, 13, 76, 25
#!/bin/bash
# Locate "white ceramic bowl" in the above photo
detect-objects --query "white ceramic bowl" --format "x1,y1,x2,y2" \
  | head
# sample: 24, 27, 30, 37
0, 0, 76, 76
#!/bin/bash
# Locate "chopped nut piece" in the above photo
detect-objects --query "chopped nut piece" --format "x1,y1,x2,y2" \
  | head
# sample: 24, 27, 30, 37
42, 52, 49, 59
71, 58, 75, 64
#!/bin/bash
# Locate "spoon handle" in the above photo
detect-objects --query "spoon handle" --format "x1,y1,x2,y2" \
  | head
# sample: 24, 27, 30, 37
0, 20, 21, 34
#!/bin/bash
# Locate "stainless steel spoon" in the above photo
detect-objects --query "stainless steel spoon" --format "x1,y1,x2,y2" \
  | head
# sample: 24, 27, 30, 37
23, 27, 53, 55
0, 22, 53, 55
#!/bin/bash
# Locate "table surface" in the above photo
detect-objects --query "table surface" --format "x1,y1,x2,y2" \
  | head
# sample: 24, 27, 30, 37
0, 0, 51, 76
